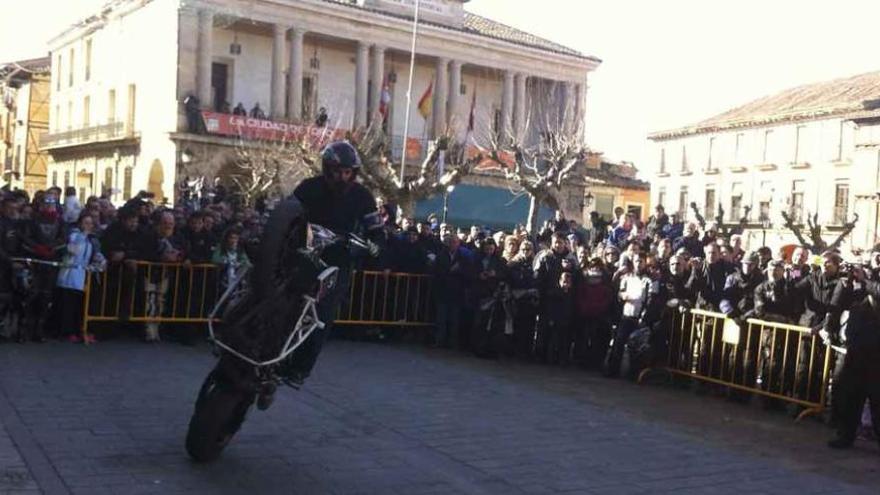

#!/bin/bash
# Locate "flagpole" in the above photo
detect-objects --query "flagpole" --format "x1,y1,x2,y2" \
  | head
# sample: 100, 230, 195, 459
399, 0, 422, 184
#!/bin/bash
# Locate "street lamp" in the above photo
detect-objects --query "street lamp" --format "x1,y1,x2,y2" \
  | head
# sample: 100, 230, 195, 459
442, 184, 455, 224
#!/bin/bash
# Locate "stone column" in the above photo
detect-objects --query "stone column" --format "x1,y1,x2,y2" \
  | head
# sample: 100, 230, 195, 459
514, 73, 528, 140
287, 27, 305, 121
196, 9, 214, 109
432, 57, 449, 137
575, 81, 587, 138
447, 61, 462, 132
563, 81, 577, 134
369, 45, 386, 126
270, 24, 287, 118
354, 42, 370, 128
501, 70, 514, 140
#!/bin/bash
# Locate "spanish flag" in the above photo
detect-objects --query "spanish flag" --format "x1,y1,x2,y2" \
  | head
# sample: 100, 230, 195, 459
417, 82, 433, 119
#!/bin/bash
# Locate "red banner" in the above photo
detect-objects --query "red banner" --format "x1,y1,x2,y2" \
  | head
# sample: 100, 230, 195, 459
201, 111, 346, 145
467, 145, 515, 170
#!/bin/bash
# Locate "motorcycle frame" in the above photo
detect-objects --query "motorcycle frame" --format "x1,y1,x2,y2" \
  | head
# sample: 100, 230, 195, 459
206, 265, 339, 368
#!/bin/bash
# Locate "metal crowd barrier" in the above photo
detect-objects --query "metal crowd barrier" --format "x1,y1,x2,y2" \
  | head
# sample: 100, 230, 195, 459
81, 261, 222, 338
640, 308, 833, 421
334, 270, 434, 326
80, 265, 434, 339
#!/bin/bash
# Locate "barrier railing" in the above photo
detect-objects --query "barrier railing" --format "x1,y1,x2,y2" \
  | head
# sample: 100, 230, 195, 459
641, 308, 833, 421
82, 261, 222, 338
335, 270, 434, 326
80, 265, 434, 339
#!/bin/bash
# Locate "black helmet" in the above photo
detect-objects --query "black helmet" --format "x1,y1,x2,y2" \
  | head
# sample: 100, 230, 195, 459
321, 141, 361, 179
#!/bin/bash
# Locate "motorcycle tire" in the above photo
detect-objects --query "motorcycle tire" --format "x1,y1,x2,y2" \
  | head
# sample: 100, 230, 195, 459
185, 373, 254, 462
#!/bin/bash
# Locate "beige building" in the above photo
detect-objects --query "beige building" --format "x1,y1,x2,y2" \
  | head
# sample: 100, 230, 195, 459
43, 0, 599, 206
1, 57, 51, 195
648, 71, 880, 253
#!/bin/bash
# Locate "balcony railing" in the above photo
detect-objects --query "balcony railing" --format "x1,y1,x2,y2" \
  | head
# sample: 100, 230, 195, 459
41, 122, 134, 148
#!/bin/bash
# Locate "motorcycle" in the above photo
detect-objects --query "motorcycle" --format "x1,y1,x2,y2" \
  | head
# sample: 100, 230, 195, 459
185, 199, 368, 462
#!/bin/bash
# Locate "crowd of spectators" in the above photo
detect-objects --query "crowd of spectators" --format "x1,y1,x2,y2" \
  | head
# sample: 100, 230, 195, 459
1, 184, 878, 446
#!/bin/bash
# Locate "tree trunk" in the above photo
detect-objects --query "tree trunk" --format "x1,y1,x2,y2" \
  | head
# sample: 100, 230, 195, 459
526, 194, 539, 234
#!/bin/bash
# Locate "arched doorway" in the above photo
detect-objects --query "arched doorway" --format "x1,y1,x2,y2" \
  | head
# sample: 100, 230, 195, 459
148, 159, 165, 203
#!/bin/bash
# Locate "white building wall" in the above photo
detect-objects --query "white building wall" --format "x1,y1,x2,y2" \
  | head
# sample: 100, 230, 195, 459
649, 116, 869, 251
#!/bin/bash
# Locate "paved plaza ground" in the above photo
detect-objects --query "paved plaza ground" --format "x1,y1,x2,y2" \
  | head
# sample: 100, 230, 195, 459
0, 337, 878, 494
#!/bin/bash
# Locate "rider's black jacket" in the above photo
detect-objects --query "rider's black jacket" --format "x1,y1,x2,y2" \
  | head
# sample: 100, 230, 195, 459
292, 176, 383, 243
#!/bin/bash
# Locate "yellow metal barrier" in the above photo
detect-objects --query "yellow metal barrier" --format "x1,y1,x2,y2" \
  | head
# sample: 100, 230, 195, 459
642, 308, 833, 421
335, 270, 434, 326
81, 266, 434, 339
81, 261, 222, 339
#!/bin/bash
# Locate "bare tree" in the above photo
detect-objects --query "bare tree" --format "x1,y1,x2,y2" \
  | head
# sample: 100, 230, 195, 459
229, 137, 314, 206
480, 91, 588, 233
689, 202, 752, 238
345, 126, 482, 214
781, 210, 859, 254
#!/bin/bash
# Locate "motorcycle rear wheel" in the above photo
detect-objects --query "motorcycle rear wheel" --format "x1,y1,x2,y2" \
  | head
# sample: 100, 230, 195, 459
185, 373, 254, 462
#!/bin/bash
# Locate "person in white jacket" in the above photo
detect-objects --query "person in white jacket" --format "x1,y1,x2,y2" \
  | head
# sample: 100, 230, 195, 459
62, 187, 82, 225
606, 253, 651, 377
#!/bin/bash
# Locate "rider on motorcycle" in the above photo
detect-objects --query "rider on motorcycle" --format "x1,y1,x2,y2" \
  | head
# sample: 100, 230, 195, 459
284, 141, 384, 382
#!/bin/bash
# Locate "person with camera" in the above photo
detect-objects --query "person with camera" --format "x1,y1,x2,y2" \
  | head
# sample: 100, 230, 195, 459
792, 251, 845, 405
686, 243, 735, 381
826, 263, 880, 449
534, 232, 576, 362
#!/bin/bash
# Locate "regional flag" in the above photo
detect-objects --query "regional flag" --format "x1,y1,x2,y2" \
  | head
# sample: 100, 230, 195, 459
379, 75, 392, 119
417, 82, 433, 119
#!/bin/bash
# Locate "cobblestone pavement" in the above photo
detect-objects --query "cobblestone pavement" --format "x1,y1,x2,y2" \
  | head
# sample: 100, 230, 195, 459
0, 338, 877, 494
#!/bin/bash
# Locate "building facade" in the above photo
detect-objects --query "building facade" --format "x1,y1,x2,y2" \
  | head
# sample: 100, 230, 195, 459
43, 0, 599, 209
648, 71, 880, 253
1, 57, 51, 195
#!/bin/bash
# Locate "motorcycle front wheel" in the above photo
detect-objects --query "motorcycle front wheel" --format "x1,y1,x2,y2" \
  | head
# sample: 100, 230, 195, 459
185, 372, 254, 462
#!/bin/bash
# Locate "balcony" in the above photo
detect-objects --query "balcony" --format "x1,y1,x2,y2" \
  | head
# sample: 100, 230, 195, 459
41, 122, 138, 150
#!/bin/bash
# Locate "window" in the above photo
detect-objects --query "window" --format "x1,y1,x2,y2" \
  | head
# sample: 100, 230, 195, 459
730, 182, 743, 221
63, 171, 70, 189
657, 187, 666, 211
55, 54, 62, 91
123, 167, 132, 200
85, 39, 92, 81
594, 193, 615, 221
659, 147, 666, 173
836, 121, 845, 161
51, 171, 58, 187
54, 105, 60, 132
681, 145, 688, 172
302, 75, 317, 121
104, 167, 113, 196
790, 180, 805, 223
127, 84, 136, 131
708, 136, 717, 170
108, 89, 116, 123
704, 187, 716, 216
762, 129, 774, 163
795, 125, 809, 164
83, 96, 90, 127
66, 101, 73, 130
678, 186, 689, 219
627, 205, 643, 221
735, 133, 745, 163
68, 48, 75, 87
14, 145, 21, 172
833, 182, 849, 225
758, 180, 773, 222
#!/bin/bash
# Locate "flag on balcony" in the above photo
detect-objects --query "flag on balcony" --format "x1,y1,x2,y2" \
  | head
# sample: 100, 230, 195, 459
379, 74, 392, 120
467, 87, 477, 133
417, 82, 433, 119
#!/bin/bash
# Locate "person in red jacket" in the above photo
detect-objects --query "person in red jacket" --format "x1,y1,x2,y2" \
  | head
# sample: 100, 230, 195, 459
574, 256, 613, 369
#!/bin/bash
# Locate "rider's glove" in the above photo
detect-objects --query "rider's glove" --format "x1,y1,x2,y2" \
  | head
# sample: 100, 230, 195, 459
366, 240, 380, 258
